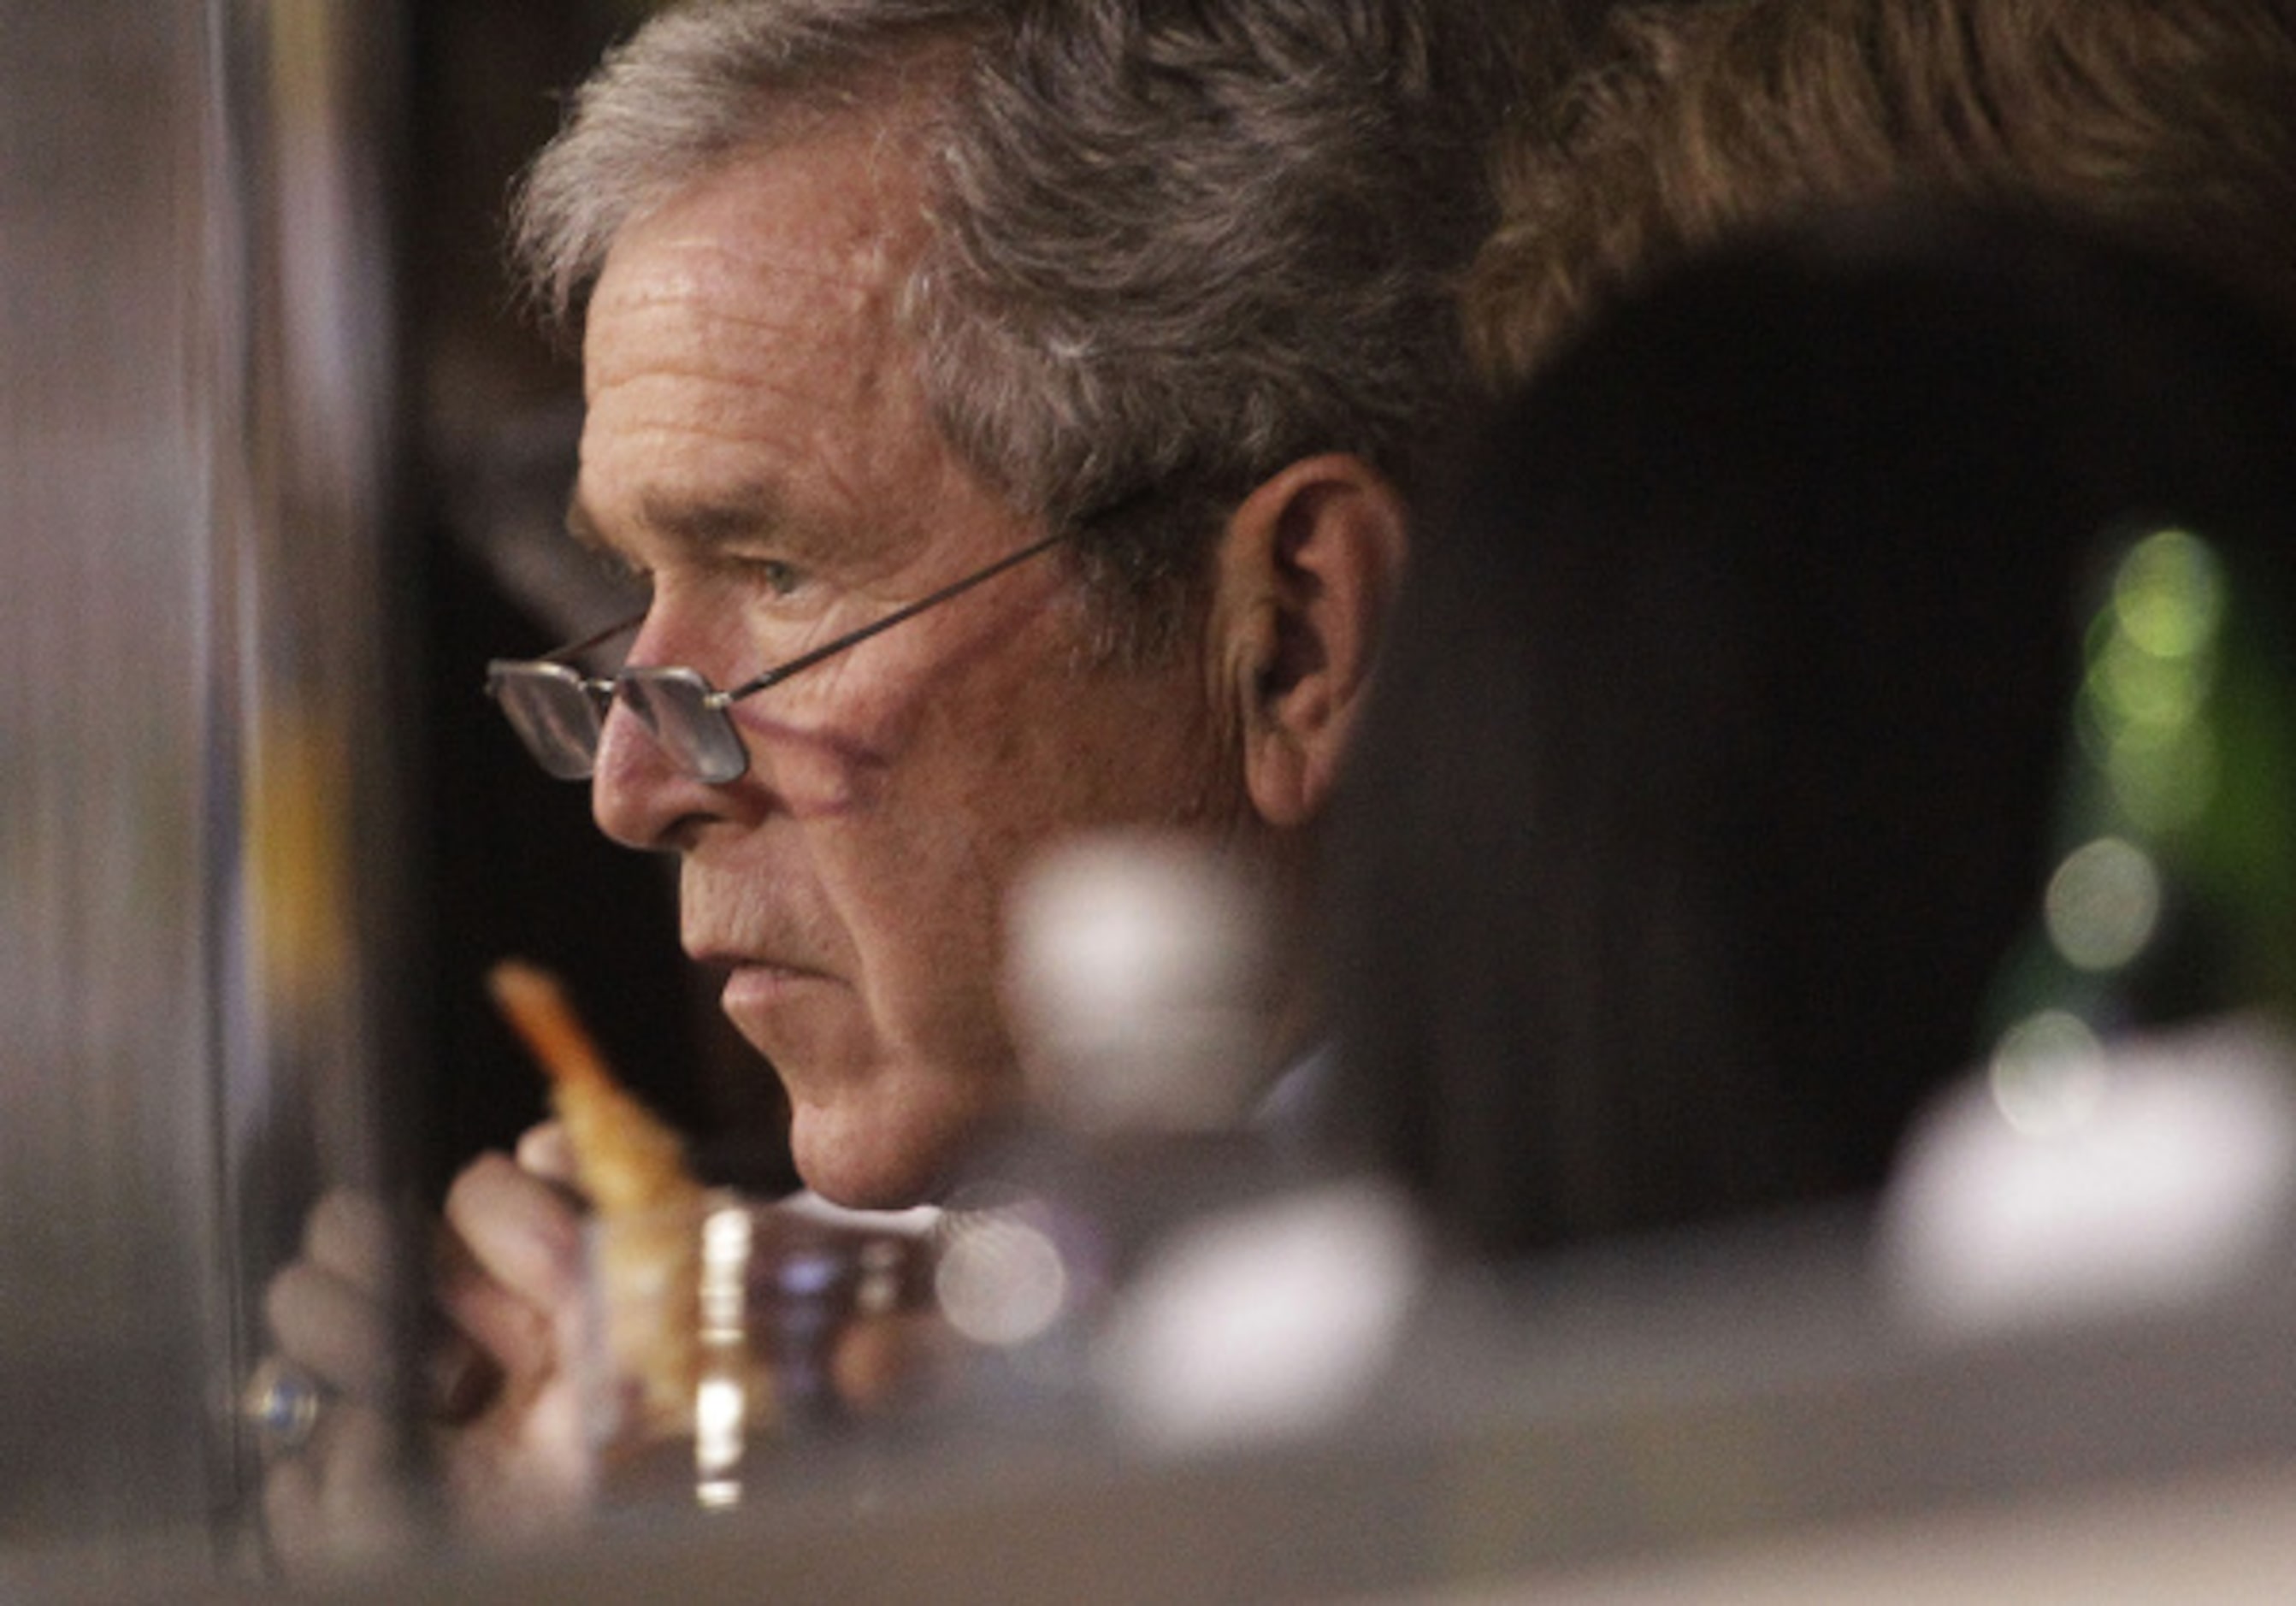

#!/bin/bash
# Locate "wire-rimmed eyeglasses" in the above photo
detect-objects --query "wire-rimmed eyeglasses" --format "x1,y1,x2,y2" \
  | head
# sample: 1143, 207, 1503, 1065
486, 528, 1071, 784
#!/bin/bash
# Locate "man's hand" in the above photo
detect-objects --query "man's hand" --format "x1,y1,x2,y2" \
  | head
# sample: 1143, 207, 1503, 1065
255, 1124, 971, 1574
257, 1125, 596, 1574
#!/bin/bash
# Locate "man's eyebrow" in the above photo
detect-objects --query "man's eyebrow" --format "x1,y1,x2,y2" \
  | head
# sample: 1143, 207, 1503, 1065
640, 484, 792, 550
564, 484, 815, 556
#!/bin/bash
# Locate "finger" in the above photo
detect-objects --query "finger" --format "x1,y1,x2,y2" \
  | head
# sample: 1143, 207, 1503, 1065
515, 1121, 582, 1191
263, 1401, 416, 1572
275, 1188, 503, 1422
435, 1245, 560, 1399
437, 1154, 584, 1397
312, 1403, 416, 1551
258, 1400, 394, 1575
299, 1190, 397, 1294
264, 1261, 393, 1402
262, 1451, 325, 1574
444, 1151, 584, 1312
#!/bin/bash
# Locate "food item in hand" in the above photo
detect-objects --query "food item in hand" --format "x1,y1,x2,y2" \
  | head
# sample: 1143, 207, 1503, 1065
486, 958, 708, 1441
486, 958, 702, 1216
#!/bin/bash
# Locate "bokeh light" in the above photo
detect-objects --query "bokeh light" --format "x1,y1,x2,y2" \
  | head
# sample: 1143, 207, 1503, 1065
2045, 835, 2163, 973
1988, 1010, 2109, 1137
2081, 528, 2228, 834
935, 1208, 1071, 1349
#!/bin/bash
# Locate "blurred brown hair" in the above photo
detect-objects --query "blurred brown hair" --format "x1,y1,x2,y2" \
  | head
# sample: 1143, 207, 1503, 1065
1467, 0, 2296, 387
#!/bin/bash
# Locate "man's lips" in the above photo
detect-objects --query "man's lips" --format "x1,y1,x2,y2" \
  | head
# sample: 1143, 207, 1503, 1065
691, 948, 835, 1016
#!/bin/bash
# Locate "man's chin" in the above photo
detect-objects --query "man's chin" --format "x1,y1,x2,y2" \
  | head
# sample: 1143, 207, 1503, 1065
785, 1098, 968, 1212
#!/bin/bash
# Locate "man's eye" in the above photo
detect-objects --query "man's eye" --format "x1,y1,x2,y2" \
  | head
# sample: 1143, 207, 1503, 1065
744, 558, 803, 597
594, 547, 652, 590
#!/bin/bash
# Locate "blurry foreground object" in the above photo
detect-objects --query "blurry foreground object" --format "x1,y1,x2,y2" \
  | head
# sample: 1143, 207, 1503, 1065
1884, 1013, 2296, 1335
1325, 204, 2296, 1266
0, 0, 410, 1584
936, 832, 1425, 1453
1005, 834, 1284, 1137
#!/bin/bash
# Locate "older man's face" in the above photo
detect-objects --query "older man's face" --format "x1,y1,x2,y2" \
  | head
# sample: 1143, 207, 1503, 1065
576, 122, 1242, 1207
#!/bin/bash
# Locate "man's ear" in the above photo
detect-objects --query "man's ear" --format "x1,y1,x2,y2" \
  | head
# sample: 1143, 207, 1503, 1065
1209, 453, 1411, 829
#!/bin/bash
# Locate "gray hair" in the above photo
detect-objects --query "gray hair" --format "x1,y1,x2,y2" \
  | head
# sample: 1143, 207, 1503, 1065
511, 0, 1510, 657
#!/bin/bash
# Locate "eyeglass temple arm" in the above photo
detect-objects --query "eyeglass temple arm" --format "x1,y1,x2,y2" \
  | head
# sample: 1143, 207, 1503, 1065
720, 528, 1074, 702
542, 611, 647, 665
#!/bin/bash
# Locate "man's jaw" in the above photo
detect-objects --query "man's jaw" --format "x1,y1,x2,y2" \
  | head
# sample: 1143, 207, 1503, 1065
782, 1036, 1026, 1210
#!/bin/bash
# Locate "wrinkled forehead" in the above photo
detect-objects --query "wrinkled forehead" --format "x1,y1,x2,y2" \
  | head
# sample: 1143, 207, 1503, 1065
586, 119, 933, 375
568, 111, 1024, 582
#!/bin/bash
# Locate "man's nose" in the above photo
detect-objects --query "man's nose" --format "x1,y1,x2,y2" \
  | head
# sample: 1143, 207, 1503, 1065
588, 590, 769, 847
589, 682, 723, 850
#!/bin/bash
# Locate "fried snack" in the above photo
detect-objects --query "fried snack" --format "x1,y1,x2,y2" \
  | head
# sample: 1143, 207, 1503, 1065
486, 958, 707, 1441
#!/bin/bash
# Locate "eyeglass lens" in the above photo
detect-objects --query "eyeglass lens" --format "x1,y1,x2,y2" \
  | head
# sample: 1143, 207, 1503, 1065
487, 662, 753, 784
618, 669, 749, 784
488, 663, 605, 781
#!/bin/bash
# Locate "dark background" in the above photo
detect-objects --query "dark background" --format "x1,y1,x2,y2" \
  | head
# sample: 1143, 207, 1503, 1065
393, 0, 794, 1198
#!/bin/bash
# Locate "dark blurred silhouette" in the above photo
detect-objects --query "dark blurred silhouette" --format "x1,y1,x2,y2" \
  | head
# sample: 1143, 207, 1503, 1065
1324, 206, 2296, 1261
